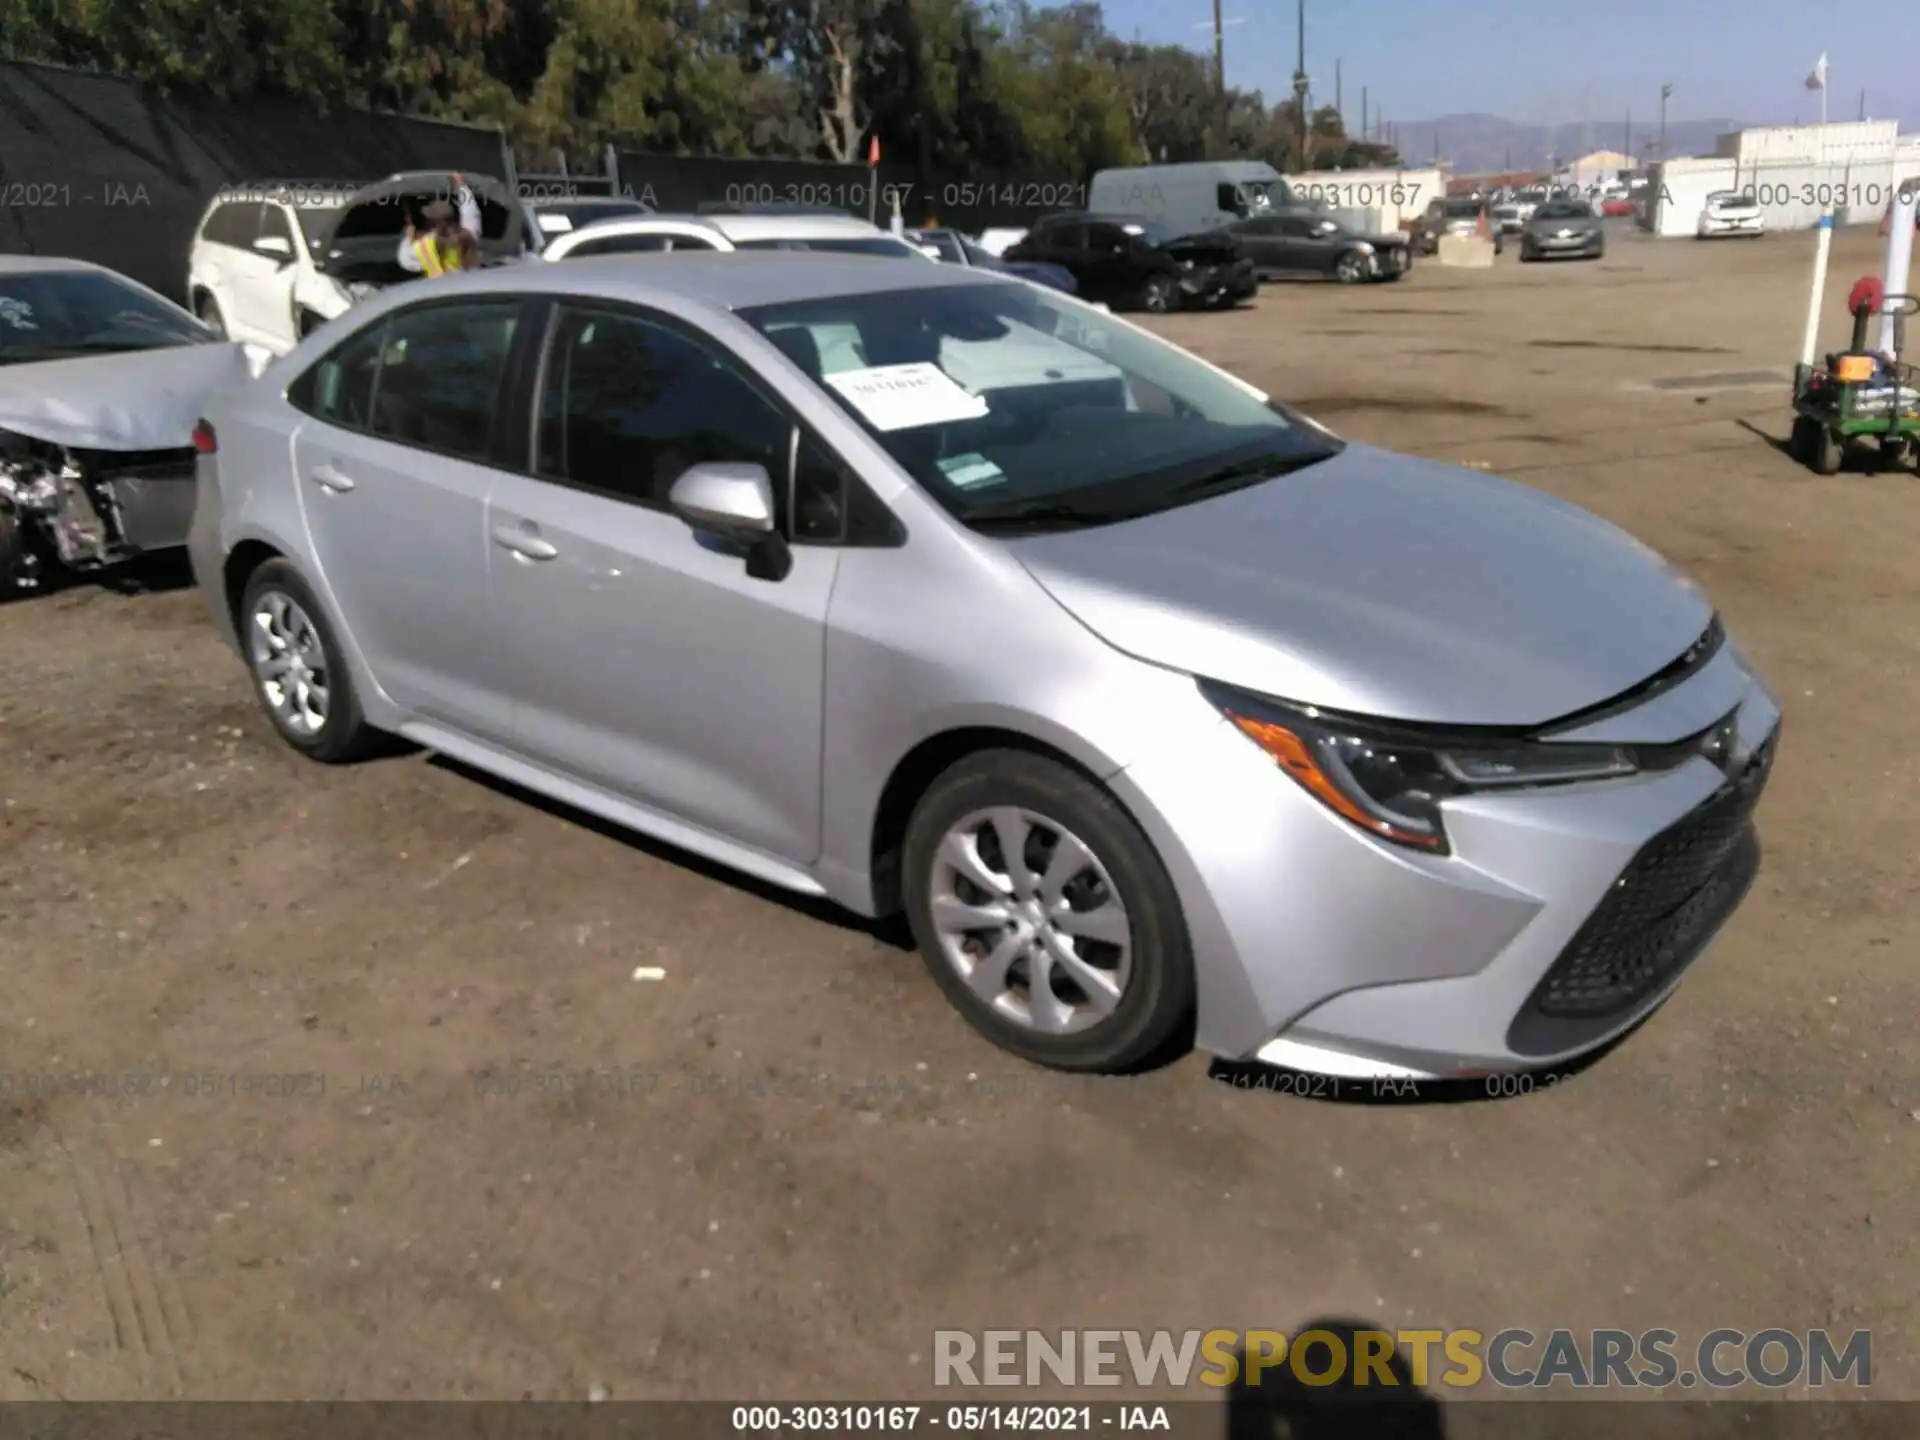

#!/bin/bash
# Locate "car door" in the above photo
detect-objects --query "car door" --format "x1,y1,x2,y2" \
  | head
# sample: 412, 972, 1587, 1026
235, 202, 303, 350
484, 300, 841, 863
1233, 216, 1285, 275
288, 297, 528, 741
213, 202, 282, 345
1081, 222, 1137, 301
1278, 215, 1338, 274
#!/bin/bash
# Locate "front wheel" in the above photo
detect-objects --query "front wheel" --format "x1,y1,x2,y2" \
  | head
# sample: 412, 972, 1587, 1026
1333, 253, 1366, 284
239, 559, 384, 763
902, 750, 1195, 1073
1807, 422, 1842, 476
1139, 274, 1179, 313
197, 293, 228, 338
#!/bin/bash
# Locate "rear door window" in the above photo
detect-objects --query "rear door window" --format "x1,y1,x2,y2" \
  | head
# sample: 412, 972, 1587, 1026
365, 300, 523, 461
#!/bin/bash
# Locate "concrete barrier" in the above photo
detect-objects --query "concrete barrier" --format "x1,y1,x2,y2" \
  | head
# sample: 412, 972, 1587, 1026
1437, 233, 1496, 268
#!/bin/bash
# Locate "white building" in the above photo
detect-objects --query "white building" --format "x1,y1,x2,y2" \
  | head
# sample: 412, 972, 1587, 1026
1646, 120, 1919, 235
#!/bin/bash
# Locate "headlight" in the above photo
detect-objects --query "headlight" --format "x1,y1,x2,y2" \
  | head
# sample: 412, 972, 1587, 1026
1204, 684, 1638, 855
1353, 242, 1375, 255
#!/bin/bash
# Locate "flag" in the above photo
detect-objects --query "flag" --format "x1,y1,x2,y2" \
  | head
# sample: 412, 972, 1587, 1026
1805, 53, 1828, 91
867, 135, 880, 166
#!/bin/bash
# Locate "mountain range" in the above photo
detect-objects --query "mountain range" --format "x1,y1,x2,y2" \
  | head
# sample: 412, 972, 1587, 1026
1381, 113, 1746, 173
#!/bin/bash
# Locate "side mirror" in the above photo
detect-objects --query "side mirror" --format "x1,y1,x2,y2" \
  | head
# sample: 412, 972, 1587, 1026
667, 461, 790, 580
254, 235, 294, 265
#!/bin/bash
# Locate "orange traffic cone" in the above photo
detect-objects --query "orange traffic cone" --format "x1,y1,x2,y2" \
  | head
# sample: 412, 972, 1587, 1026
1476, 210, 1491, 240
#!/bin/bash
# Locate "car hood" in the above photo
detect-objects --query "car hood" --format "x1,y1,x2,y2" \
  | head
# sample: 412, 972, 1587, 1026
1527, 215, 1600, 232
0, 341, 264, 450
1158, 231, 1242, 262
1003, 442, 1713, 727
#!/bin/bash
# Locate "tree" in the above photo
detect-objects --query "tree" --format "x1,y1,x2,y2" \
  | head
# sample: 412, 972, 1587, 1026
743, 0, 892, 163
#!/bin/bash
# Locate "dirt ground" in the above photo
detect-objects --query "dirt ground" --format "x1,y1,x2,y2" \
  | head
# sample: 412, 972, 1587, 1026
1, 222, 1916, 1407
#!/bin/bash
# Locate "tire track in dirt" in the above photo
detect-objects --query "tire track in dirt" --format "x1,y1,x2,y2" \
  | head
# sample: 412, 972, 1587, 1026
58, 1130, 197, 1394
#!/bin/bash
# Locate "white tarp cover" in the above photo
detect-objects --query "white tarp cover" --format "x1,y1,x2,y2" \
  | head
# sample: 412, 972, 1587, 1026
0, 341, 260, 450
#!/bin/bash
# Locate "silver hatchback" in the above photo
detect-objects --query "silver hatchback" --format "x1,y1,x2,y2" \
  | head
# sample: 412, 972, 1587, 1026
190, 254, 1779, 1078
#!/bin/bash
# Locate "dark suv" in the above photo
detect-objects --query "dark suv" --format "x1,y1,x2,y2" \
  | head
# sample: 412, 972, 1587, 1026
1005, 212, 1257, 312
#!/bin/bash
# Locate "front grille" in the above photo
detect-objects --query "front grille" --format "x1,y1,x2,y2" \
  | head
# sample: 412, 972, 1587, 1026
1507, 733, 1775, 1057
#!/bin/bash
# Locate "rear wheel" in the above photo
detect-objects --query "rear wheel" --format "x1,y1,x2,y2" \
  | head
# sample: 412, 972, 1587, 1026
1808, 423, 1843, 476
1139, 274, 1178, 313
902, 750, 1195, 1073
239, 559, 384, 763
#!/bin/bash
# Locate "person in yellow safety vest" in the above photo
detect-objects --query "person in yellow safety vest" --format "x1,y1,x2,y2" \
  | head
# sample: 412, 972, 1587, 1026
397, 172, 481, 278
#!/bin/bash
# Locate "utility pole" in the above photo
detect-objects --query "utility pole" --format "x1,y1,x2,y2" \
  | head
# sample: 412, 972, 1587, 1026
1211, 0, 1225, 93
1360, 87, 1368, 141
1335, 59, 1342, 121
1658, 82, 1672, 161
1290, 0, 1310, 173
1625, 108, 1631, 160
1858, 88, 1867, 121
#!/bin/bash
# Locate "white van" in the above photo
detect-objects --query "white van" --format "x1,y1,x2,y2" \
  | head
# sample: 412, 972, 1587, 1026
1086, 161, 1298, 236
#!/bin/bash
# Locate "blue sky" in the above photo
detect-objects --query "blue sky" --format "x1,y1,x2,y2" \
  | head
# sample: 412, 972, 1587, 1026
1095, 0, 1915, 129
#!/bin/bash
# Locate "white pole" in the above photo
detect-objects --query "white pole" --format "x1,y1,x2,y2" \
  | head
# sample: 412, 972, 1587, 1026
1878, 184, 1918, 355
1800, 210, 1835, 368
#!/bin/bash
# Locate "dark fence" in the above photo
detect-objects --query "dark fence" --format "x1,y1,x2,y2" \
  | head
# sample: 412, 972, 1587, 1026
613, 151, 1085, 233
0, 61, 508, 302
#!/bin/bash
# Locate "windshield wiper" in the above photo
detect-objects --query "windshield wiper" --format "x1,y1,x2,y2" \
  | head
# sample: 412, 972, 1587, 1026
1168, 450, 1333, 500
964, 499, 1130, 532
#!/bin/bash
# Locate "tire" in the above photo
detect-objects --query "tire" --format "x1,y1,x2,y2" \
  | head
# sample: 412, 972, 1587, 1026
901, 749, 1196, 1074
196, 292, 228, 338
1139, 274, 1178, 314
1333, 253, 1365, 284
1809, 423, 1843, 476
238, 558, 383, 763
1790, 415, 1822, 464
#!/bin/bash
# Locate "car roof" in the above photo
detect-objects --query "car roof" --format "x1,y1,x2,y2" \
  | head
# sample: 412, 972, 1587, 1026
0, 254, 110, 277
528, 195, 648, 209
384, 250, 1006, 314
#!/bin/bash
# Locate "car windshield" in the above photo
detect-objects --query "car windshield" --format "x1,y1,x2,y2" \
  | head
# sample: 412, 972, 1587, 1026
1536, 201, 1591, 220
739, 281, 1341, 533
1445, 201, 1482, 218
733, 236, 923, 258
1709, 192, 1752, 206
0, 270, 212, 364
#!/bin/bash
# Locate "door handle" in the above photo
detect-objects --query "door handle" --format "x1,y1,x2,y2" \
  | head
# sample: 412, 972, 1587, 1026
310, 462, 356, 493
491, 524, 558, 561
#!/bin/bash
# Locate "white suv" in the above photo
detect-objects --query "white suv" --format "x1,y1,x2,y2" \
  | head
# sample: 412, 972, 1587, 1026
186, 173, 536, 354
539, 209, 931, 261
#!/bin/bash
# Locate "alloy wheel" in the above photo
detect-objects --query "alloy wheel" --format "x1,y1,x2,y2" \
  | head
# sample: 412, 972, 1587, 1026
927, 806, 1133, 1035
248, 589, 331, 735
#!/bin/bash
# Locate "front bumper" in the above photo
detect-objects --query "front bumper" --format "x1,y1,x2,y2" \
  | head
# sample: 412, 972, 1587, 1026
1180, 260, 1258, 303
1700, 217, 1764, 236
1525, 232, 1604, 256
1108, 641, 1781, 1077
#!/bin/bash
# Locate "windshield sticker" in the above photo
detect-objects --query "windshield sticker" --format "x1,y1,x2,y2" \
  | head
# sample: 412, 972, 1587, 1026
0, 299, 38, 330
937, 453, 1007, 489
824, 362, 989, 431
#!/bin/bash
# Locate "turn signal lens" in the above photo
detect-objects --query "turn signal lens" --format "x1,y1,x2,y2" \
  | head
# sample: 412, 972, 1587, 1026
192, 419, 217, 455
1225, 712, 1447, 851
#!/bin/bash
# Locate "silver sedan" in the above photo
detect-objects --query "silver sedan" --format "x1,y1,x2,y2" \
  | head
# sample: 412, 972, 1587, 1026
189, 253, 1778, 1079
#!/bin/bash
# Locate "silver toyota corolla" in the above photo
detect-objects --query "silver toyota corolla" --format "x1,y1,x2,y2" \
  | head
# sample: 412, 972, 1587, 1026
189, 254, 1779, 1079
